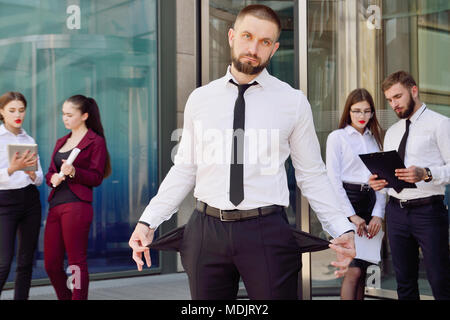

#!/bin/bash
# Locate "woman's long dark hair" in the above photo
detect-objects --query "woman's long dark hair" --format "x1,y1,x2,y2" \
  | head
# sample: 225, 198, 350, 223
66, 95, 112, 178
338, 88, 383, 150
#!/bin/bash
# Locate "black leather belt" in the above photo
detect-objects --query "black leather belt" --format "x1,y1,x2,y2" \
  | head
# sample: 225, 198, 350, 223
196, 201, 282, 222
390, 195, 444, 209
343, 182, 372, 192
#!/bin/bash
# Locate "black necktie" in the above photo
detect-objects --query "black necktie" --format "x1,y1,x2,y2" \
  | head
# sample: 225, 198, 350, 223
398, 119, 411, 163
396, 119, 411, 193
229, 80, 257, 206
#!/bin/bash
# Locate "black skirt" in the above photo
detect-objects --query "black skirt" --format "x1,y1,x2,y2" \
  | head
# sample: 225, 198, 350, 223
343, 182, 376, 225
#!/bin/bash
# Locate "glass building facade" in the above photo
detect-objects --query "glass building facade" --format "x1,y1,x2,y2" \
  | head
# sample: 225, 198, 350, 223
0, 0, 161, 285
1, 0, 448, 299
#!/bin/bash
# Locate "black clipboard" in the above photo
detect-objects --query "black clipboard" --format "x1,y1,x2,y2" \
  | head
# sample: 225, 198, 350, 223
359, 150, 417, 193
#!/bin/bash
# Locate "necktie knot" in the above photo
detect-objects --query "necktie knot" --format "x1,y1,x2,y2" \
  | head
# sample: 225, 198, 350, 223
405, 119, 411, 129
229, 79, 258, 95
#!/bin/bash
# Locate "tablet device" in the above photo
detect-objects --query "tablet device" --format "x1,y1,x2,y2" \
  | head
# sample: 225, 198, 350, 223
359, 150, 417, 193
7, 144, 38, 172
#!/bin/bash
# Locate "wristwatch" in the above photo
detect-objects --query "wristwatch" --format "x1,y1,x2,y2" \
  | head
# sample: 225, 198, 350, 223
424, 167, 432, 182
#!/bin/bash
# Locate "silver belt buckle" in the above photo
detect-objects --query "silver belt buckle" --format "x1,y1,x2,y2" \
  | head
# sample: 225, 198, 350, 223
399, 199, 408, 209
360, 184, 370, 192
219, 209, 235, 222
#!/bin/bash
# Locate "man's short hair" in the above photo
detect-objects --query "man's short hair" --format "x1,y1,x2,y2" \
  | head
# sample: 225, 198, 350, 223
382, 70, 417, 93
234, 4, 282, 39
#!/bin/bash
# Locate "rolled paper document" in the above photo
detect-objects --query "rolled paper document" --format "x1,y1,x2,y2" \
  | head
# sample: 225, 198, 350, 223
53, 148, 81, 187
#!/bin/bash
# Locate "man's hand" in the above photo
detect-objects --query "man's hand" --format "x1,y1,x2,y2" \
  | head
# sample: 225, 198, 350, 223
349, 215, 367, 237
368, 174, 388, 191
329, 232, 356, 278
129, 223, 155, 271
367, 216, 382, 239
395, 166, 426, 184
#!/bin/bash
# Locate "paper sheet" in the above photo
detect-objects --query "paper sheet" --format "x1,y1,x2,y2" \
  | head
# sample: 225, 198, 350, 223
354, 230, 384, 265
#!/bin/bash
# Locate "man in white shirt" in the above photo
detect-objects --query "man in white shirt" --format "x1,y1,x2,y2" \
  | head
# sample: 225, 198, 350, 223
129, 4, 355, 299
370, 71, 450, 300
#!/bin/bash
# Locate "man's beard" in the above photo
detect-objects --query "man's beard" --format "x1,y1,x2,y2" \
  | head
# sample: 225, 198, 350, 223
231, 46, 271, 75
396, 93, 416, 119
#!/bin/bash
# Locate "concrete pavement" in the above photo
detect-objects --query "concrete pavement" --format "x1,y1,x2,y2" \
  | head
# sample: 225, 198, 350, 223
1, 272, 352, 300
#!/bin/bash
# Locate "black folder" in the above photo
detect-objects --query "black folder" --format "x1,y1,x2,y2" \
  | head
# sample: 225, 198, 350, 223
359, 150, 417, 193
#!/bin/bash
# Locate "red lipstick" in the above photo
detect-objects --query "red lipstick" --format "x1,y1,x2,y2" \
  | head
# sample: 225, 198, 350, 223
15, 120, 22, 124
359, 121, 366, 124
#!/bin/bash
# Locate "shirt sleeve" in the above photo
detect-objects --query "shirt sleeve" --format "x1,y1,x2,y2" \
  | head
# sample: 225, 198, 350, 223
30, 154, 44, 186
371, 191, 386, 219
139, 93, 198, 230
0, 145, 11, 184
0, 168, 10, 184
325, 131, 356, 218
289, 93, 355, 238
429, 117, 450, 185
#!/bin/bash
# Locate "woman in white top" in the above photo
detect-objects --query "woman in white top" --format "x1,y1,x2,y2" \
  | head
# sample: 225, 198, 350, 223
0, 92, 43, 300
326, 88, 385, 300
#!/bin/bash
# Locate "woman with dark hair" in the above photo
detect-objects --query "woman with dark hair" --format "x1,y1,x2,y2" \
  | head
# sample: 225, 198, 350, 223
326, 88, 385, 300
44, 95, 110, 300
0, 92, 43, 300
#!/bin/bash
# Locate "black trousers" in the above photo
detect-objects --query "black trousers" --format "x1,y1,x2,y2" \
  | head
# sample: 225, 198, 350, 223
386, 197, 450, 300
0, 185, 41, 300
180, 208, 301, 300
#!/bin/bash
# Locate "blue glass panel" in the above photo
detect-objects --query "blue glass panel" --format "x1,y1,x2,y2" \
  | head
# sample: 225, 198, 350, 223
0, 0, 159, 281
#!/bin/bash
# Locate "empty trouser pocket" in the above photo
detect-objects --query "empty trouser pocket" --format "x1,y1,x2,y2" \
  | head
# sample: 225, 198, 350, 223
148, 224, 330, 254
148, 225, 185, 252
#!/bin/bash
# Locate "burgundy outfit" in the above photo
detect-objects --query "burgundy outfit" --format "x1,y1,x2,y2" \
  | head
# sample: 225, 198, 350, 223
44, 129, 107, 300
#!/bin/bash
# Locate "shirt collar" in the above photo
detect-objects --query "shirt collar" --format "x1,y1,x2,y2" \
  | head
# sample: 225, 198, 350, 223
223, 65, 271, 89
409, 103, 427, 124
0, 124, 27, 137
344, 125, 372, 136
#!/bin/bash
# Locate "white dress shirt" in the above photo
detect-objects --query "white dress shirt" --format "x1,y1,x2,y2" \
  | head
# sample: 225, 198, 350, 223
326, 125, 385, 219
384, 104, 450, 200
0, 124, 43, 189
140, 67, 354, 238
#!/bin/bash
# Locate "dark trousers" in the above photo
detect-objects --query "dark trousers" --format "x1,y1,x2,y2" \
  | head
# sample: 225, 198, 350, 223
180, 208, 301, 300
0, 185, 41, 300
44, 202, 93, 300
386, 197, 450, 300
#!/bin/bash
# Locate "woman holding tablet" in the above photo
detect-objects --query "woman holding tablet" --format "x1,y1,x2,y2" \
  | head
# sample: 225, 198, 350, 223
44, 95, 111, 300
0, 91, 43, 300
326, 88, 385, 300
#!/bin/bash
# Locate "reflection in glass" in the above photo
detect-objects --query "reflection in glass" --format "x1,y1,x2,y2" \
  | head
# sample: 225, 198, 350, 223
0, 0, 159, 281
308, 0, 448, 297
